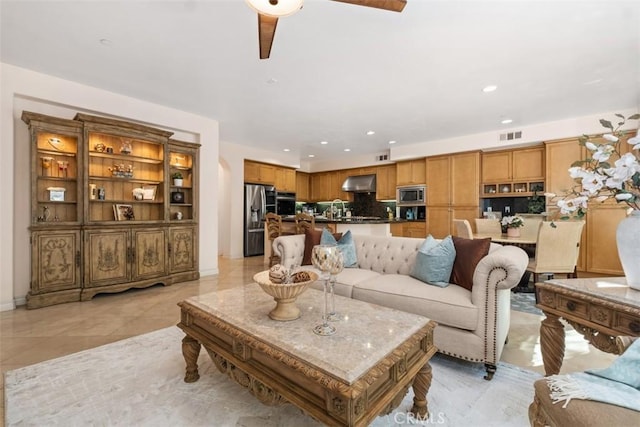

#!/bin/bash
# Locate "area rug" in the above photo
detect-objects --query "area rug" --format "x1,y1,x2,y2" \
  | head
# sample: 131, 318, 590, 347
511, 291, 542, 316
5, 327, 541, 426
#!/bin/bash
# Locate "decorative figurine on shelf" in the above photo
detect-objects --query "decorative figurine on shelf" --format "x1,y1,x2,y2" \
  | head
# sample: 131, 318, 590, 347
94, 143, 105, 153
120, 139, 132, 155
57, 160, 68, 178
108, 163, 134, 178
40, 156, 53, 176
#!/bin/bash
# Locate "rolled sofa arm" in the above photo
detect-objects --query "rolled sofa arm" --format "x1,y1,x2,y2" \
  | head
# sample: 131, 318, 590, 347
272, 234, 306, 270
473, 245, 529, 292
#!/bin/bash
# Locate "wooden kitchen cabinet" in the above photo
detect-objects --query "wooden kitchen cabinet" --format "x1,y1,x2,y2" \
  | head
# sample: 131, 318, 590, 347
311, 172, 330, 202
426, 152, 480, 238
296, 171, 310, 201
396, 159, 426, 186
481, 146, 545, 197
275, 167, 296, 192
244, 160, 276, 185
376, 164, 397, 200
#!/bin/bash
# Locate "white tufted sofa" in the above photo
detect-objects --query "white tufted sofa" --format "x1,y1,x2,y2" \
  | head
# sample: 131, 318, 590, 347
273, 233, 528, 380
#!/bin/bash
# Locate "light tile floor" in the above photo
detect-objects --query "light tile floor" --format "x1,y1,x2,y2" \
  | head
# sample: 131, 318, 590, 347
0, 256, 617, 423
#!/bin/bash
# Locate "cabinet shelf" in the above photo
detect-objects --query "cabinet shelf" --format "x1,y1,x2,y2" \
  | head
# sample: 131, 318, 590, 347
89, 176, 163, 185
171, 165, 192, 171
37, 176, 77, 182
37, 149, 77, 158
170, 203, 193, 207
89, 151, 163, 164
90, 199, 164, 205
36, 200, 77, 204
171, 185, 192, 190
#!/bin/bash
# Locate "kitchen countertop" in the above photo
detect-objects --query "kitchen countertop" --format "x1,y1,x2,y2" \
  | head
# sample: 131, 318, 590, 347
280, 215, 415, 224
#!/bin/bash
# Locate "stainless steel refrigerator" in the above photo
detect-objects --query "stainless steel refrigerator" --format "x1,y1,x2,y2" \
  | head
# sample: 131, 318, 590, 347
244, 184, 276, 257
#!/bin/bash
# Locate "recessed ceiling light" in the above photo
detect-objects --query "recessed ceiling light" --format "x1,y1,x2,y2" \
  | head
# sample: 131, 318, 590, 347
320, 141, 328, 145
388, 140, 397, 144
99, 38, 112, 46
283, 148, 290, 152
308, 154, 315, 158
482, 85, 497, 93
344, 148, 351, 152
501, 119, 513, 124
366, 131, 375, 135
266, 78, 278, 84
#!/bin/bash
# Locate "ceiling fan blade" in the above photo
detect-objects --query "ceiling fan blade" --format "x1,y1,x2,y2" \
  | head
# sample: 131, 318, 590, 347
330, 0, 407, 13
258, 14, 279, 59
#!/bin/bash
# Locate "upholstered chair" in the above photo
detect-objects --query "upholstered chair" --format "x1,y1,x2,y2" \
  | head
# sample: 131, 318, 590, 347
475, 218, 502, 234
526, 220, 585, 283
453, 219, 473, 239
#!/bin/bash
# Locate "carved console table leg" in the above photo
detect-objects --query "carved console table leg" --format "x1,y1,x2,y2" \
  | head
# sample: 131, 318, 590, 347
182, 334, 201, 383
410, 362, 432, 417
540, 311, 565, 376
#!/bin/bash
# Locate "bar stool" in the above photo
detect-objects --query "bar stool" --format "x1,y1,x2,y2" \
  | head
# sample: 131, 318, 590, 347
295, 212, 315, 235
265, 213, 282, 267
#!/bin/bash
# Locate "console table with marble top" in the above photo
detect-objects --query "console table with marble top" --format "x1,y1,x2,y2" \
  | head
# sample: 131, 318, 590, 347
535, 277, 640, 376
177, 284, 437, 426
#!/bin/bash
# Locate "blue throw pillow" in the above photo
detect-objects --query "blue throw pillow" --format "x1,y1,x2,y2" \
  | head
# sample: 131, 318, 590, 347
410, 235, 456, 287
320, 229, 357, 267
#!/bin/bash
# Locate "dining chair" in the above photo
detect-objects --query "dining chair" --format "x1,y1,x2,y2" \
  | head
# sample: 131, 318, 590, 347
265, 212, 283, 267
453, 219, 473, 239
295, 212, 315, 235
475, 218, 502, 234
526, 220, 585, 283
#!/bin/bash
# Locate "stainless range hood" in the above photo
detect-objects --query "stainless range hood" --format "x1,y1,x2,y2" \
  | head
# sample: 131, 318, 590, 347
341, 174, 376, 193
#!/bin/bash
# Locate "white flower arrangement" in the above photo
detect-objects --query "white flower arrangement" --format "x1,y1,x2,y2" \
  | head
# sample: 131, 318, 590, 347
501, 215, 524, 229
546, 113, 640, 218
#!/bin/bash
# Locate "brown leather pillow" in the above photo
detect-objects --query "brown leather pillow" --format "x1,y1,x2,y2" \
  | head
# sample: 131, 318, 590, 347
302, 228, 342, 266
449, 236, 491, 291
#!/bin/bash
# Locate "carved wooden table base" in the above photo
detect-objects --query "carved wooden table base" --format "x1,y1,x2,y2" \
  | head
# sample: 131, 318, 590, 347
536, 278, 640, 376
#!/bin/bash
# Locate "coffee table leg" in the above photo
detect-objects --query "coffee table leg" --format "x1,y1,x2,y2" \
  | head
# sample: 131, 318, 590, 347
540, 311, 565, 376
410, 362, 432, 417
182, 334, 201, 383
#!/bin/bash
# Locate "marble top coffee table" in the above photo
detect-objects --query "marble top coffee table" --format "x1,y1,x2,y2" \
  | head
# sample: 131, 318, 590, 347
177, 283, 437, 426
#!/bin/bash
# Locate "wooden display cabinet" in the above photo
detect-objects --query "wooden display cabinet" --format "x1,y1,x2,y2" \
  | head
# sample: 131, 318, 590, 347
23, 111, 200, 308
481, 146, 545, 198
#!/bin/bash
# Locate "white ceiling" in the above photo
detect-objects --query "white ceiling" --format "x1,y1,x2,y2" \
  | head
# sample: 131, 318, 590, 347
2, 0, 639, 162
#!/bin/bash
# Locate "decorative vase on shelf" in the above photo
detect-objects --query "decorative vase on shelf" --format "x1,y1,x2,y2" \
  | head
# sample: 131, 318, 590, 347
616, 210, 640, 291
507, 227, 520, 238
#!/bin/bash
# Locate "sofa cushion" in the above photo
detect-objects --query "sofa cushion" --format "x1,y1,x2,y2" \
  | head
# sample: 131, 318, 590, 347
320, 229, 357, 267
308, 267, 381, 298
352, 274, 478, 331
410, 235, 456, 287
302, 228, 342, 266
450, 236, 491, 291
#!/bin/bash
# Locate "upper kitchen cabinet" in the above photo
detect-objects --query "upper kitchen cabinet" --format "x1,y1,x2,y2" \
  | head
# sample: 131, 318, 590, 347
376, 164, 397, 200
275, 167, 296, 192
481, 146, 545, 197
426, 151, 480, 238
244, 160, 276, 185
296, 171, 310, 201
396, 159, 426, 186
544, 138, 584, 205
311, 172, 330, 202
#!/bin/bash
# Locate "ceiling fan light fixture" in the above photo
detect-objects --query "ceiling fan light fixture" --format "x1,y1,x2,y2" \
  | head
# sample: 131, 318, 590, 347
246, 0, 303, 17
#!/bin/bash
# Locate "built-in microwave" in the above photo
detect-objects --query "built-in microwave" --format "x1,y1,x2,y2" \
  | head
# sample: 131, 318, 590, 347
396, 185, 426, 206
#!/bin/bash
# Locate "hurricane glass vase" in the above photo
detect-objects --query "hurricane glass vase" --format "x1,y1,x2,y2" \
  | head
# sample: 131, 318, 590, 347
616, 209, 640, 291
311, 245, 341, 336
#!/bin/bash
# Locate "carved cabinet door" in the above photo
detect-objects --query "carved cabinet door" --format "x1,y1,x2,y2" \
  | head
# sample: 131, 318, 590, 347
132, 228, 167, 280
31, 229, 81, 294
169, 226, 196, 273
85, 228, 130, 287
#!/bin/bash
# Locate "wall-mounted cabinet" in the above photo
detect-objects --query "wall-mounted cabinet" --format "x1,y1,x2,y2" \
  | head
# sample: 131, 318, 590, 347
244, 160, 276, 185
22, 111, 200, 309
396, 159, 426, 186
275, 167, 296, 193
376, 164, 397, 200
296, 171, 310, 202
481, 146, 545, 198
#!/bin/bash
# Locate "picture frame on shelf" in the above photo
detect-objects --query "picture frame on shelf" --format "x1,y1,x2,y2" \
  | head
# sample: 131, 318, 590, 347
113, 204, 135, 221
142, 185, 157, 201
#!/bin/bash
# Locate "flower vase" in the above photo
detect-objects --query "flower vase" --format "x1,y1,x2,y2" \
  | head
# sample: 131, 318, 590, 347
507, 227, 520, 237
616, 210, 640, 291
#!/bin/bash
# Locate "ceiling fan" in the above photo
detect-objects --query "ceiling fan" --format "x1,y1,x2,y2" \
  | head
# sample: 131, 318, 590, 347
245, 0, 407, 59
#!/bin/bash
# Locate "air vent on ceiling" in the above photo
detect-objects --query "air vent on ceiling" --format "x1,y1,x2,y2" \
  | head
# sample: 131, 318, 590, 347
499, 131, 523, 142
375, 150, 390, 162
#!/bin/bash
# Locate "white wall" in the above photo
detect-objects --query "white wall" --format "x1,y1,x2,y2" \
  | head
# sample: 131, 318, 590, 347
0, 63, 219, 310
